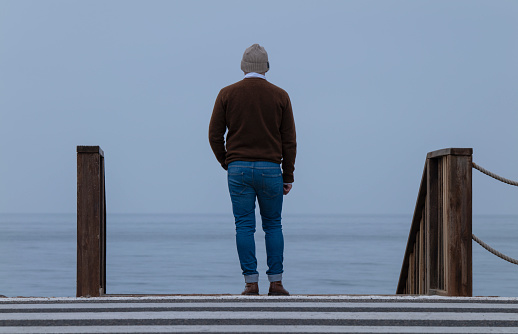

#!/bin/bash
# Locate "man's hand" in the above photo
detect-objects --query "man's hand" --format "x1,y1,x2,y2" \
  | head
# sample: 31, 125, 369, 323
283, 183, 292, 195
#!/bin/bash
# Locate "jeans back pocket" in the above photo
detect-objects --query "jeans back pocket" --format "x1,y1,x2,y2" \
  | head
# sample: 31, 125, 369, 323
228, 171, 246, 195
261, 173, 282, 198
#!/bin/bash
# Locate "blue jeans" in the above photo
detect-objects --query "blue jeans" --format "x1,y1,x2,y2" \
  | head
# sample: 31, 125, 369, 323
227, 161, 284, 283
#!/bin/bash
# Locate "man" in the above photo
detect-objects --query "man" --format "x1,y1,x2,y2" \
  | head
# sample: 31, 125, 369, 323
209, 44, 296, 295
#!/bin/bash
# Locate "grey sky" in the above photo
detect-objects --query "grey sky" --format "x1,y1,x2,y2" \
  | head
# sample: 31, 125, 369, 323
0, 0, 516, 215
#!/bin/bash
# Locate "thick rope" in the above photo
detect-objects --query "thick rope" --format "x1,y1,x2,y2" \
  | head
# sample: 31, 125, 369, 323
472, 162, 518, 186
470, 162, 517, 264
472, 234, 518, 265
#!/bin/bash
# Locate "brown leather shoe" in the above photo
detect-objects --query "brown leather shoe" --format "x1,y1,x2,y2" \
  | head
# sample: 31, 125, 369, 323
268, 281, 290, 296
241, 282, 259, 295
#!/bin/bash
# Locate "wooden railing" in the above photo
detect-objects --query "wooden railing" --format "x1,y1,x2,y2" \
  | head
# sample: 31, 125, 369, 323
77, 146, 106, 297
396, 148, 473, 296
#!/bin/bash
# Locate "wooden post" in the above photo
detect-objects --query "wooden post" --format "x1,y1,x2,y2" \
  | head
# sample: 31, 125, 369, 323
397, 148, 472, 296
443, 152, 472, 296
77, 146, 106, 297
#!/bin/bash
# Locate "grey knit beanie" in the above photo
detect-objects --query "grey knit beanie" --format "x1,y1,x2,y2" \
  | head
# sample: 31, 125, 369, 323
241, 44, 269, 73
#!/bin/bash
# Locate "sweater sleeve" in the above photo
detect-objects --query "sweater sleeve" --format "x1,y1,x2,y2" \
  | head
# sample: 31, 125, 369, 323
208, 91, 228, 170
280, 95, 297, 183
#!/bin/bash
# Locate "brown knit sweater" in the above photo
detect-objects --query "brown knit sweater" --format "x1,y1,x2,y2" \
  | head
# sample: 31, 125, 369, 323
209, 78, 297, 183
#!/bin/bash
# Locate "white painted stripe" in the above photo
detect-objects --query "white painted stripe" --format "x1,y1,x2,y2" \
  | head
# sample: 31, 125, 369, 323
1, 311, 517, 321
1, 326, 518, 333
1, 302, 517, 310
2, 295, 518, 302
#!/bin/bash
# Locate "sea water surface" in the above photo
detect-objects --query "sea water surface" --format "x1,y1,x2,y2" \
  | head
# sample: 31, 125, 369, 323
0, 213, 516, 297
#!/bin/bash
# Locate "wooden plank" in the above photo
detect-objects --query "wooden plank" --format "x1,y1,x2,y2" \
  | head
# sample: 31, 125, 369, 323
415, 239, 419, 294
100, 156, 106, 295
409, 250, 415, 293
425, 157, 439, 292
416, 225, 419, 294
442, 156, 450, 293
419, 216, 425, 294
438, 158, 445, 290
426, 148, 472, 159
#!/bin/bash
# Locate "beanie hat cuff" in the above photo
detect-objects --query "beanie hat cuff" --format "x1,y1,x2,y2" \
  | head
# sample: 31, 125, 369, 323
241, 60, 269, 73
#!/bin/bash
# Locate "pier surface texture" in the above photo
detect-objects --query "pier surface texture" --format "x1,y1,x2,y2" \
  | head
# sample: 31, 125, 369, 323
1, 295, 518, 333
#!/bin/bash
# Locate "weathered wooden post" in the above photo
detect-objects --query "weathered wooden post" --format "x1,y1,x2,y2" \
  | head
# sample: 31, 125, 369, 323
77, 146, 106, 297
433, 148, 472, 296
397, 148, 472, 296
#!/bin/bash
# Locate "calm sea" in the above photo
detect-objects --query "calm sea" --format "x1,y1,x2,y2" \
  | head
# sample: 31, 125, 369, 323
0, 213, 516, 297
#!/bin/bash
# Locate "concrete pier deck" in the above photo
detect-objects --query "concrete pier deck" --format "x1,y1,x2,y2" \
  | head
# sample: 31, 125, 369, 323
1, 295, 517, 333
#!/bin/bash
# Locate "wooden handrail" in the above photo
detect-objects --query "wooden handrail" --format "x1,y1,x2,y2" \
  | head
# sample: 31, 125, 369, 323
77, 146, 106, 297
396, 148, 473, 296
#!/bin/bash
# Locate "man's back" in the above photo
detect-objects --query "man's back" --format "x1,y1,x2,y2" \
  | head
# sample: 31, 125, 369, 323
209, 77, 296, 183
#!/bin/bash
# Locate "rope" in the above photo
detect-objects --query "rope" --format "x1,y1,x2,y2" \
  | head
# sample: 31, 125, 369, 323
472, 234, 518, 265
472, 162, 518, 186
470, 162, 517, 264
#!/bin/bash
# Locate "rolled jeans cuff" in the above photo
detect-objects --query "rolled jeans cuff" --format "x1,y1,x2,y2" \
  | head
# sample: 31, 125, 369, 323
268, 274, 282, 282
244, 274, 259, 283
